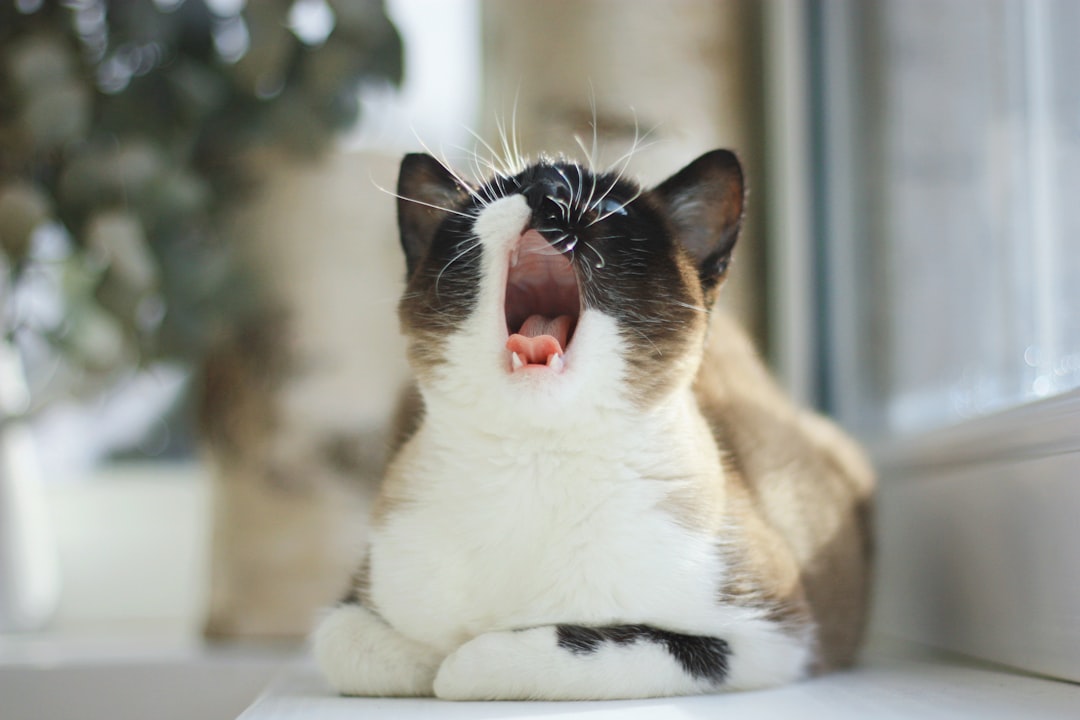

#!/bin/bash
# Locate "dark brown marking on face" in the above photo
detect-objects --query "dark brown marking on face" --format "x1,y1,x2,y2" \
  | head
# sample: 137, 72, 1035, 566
396, 154, 482, 379
397, 154, 472, 277
595, 150, 745, 406
394, 150, 746, 405
509, 155, 744, 407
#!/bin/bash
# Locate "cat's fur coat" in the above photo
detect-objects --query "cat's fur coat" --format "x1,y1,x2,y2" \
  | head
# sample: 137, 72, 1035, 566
313, 149, 875, 700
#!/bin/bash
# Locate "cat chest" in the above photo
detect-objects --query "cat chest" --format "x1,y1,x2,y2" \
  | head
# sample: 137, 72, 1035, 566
369, 447, 726, 653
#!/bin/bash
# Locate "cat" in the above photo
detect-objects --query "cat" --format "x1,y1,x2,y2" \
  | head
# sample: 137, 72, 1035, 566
312, 148, 875, 700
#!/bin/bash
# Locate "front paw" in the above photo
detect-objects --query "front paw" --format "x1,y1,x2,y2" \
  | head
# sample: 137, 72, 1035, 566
434, 630, 541, 700
313, 604, 442, 697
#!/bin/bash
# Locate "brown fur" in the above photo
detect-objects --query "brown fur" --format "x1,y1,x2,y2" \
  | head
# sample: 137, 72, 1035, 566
341, 556, 373, 608
693, 311, 875, 670
618, 233, 713, 408
369, 383, 425, 526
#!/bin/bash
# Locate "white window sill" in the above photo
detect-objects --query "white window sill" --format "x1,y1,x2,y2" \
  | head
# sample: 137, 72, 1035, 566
869, 389, 1080, 682
239, 637, 1079, 719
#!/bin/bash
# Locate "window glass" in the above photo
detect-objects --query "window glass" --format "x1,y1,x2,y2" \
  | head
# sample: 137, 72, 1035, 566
820, 0, 1080, 437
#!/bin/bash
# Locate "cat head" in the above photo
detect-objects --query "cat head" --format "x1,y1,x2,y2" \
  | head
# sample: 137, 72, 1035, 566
395, 150, 744, 418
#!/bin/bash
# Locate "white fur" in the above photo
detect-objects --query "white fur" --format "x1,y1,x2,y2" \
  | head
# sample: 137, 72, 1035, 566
312, 604, 441, 696
314, 194, 812, 699
434, 627, 713, 700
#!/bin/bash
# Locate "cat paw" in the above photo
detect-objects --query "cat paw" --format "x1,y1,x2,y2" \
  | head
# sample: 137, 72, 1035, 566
434, 630, 544, 700
313, 604, 442, 697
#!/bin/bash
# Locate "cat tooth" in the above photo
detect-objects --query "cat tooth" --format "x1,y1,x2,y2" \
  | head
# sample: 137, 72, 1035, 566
511, 352, 524, 370
547, 353, 565, 372
510, 245, 520, 268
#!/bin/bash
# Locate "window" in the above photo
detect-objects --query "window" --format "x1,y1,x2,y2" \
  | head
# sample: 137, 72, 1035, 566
806, 0, 1080, 681
815, 0, 1080, 436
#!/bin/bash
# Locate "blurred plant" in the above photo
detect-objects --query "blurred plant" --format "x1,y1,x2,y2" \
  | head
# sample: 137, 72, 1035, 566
0, 0, 401, 414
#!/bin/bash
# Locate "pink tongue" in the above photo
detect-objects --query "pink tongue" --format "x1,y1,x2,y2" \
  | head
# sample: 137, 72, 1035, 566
506, 314, 572, 365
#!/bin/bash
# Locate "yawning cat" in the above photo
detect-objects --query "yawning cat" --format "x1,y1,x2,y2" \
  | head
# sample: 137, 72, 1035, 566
313, 149, 875, 700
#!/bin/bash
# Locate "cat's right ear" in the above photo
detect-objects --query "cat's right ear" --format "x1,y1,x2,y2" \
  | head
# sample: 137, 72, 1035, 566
652, 149, 745, 296
397, 153, 470, 276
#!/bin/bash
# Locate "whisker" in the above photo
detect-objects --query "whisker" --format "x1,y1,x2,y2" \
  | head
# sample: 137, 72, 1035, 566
548, 197, 572, 215
551, 166, 575, 222
461, 147, 505, 206
494, 174, 516, 203
584, 167, 600, 221
456, 143, 498, 202
510, 88, 523, 174
574, 164, 585, 223
462, 126, 516, 179
578, 99, 601, 221
370, 176, 475, 219
573, 135, 592, 169
589, 138, 646, 213
495, 113, 517, 176
598, 114, 661, 191
598, 137, 661, 203
589, 86, 600, 169
524, 230, 577, 257
587, 189, 643, 227
409, 128, 488, 207
469, 154, 501, 205
585, 242, 607, 269
573, 86, 602, 172
587, 177, 621, 215
434, 240, 481, 297
627, 325, 662, 356
451, 136, 518, 208
521, 239, 565, 257
669, 300, 708, 314
452, 140, 498, 177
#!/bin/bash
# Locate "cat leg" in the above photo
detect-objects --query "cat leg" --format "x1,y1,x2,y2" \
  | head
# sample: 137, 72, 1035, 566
312, 603, 443, 697
433, 624, 733, 701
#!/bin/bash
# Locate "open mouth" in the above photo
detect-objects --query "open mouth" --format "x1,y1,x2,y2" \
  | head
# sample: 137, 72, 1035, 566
504, 229, 580, 373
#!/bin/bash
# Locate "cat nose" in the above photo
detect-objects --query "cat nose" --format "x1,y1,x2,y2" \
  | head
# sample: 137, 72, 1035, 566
521, 178, 569, 211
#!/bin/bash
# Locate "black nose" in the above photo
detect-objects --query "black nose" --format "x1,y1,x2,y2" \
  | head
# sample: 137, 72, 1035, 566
521, 176, 571, 212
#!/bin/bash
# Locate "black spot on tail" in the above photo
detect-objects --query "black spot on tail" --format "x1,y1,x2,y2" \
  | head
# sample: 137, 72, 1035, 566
556, 625, 606, 654
556, 624, 730, 685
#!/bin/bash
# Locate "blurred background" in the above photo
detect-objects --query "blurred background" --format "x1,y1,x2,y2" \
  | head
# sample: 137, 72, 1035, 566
1, 0, 1078, 717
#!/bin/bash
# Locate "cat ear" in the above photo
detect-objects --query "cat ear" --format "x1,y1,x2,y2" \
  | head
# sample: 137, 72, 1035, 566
652, 149, 745, 290
397, 153, 470, 276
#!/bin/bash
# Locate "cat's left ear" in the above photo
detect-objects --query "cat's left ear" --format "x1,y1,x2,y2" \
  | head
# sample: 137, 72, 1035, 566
652, 149, 745, 292
397, 153, 471, 277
